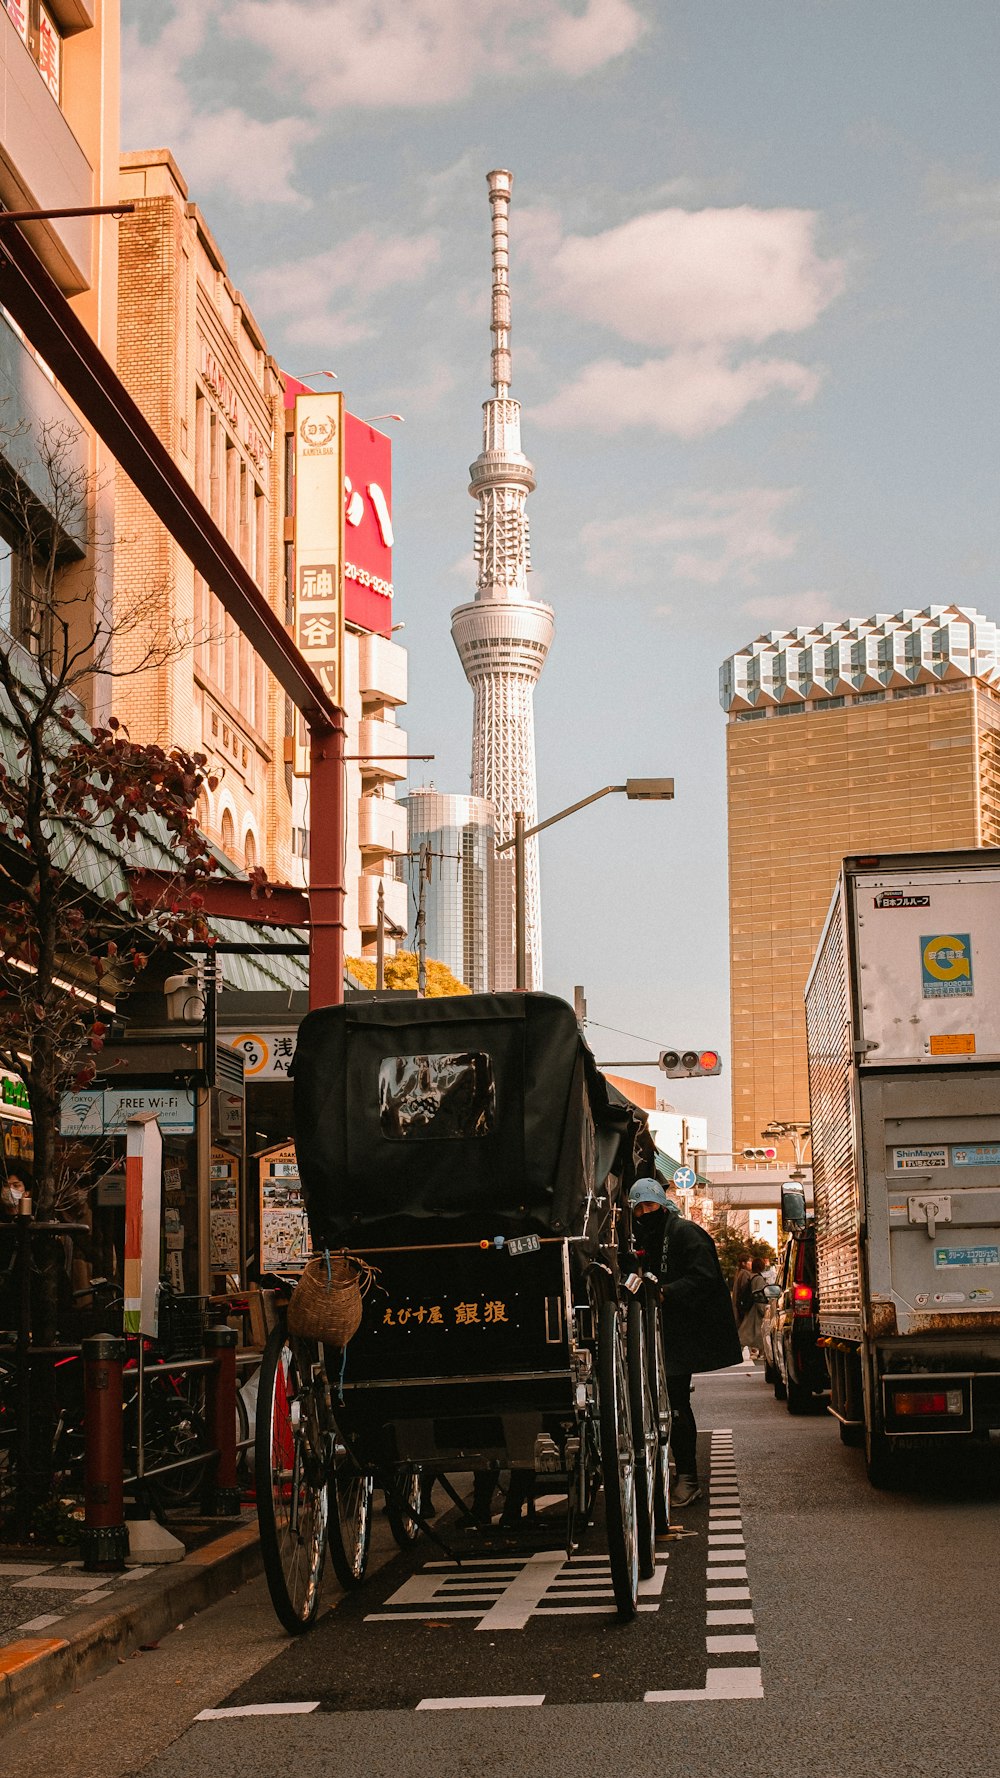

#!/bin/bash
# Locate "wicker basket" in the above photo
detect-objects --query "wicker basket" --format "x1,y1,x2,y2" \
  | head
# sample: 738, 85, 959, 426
286, 1252, 368, 1346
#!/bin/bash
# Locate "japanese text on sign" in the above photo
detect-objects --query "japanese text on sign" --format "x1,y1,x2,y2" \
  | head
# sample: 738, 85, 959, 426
382, 1300, 509, 1327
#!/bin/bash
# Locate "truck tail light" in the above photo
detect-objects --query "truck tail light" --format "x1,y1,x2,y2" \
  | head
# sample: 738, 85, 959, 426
892, 1388, 964, 1417
792, 1284, 813, 1316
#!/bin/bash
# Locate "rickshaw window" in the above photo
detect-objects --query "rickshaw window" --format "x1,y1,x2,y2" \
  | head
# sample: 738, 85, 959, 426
378, 1051, 496, 1140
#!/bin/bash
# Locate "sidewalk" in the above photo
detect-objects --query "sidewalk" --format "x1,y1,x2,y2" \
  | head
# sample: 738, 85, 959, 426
0, 1512, 261, 1730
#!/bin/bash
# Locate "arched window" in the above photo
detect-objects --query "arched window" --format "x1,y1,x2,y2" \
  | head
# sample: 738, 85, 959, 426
221, 808, 235, 857
244, 828, 257, 872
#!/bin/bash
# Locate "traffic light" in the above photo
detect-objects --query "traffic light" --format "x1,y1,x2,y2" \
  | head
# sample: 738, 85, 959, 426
742, 1145, 777, 1161
659, 1048, 723, 1079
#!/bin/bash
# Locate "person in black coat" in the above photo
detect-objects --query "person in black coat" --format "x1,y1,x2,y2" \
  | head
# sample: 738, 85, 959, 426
625, 1177, 742, 1506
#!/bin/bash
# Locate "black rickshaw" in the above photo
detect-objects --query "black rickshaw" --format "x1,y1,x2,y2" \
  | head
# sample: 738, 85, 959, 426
254, 992, 671, 1631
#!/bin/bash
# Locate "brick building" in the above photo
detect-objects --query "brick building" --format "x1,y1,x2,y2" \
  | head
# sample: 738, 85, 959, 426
115, 149, 293, 879
720, 604, 1000, 1158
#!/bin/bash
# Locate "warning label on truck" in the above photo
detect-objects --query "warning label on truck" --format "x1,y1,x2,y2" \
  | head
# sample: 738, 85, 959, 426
934, 1246, 1000, 1269
892, 1145, 948, 1170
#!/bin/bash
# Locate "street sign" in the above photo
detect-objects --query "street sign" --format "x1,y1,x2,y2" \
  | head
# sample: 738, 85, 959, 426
673, 1165, 696, 1190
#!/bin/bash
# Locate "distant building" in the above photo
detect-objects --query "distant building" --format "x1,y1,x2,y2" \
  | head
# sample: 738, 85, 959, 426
116, 149, 293, 880
114, 153, 409, 953
404, 789, 494, 991
720, 603, 1000, 1156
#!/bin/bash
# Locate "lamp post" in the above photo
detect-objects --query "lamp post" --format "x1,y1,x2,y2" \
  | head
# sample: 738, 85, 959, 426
496, 778, 674, 991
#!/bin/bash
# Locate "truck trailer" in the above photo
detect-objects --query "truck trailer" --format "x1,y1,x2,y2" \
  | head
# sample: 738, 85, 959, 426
805, 849, 1000, 1486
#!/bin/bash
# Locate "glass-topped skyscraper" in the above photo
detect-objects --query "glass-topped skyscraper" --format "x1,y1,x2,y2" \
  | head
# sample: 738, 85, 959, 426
404, 789, 494, 992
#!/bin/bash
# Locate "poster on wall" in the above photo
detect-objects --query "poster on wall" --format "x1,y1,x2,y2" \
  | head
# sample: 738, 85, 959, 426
259, 1141, 310, 1271
210, 1146, 241, 1275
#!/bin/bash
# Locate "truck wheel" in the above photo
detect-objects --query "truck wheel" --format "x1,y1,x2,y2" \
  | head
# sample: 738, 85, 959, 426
864, 1427, 900, 1490
785, 1378, 815, 1416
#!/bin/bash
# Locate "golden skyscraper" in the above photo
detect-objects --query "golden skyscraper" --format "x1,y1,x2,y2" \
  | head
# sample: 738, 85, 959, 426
721, 604, 1000, 1157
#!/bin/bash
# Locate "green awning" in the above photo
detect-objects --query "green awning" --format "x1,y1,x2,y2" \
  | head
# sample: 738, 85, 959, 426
654, 1146, 710, 1190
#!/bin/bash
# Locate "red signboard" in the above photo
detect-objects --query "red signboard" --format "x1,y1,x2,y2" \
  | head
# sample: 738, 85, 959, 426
281, 377, 394, 640
343, 412, 393, 638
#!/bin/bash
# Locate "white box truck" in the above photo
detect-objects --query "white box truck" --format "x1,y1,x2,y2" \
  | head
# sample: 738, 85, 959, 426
805, 849, 1000, 1486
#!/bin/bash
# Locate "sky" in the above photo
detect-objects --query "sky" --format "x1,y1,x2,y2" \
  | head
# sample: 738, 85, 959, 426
122, 1, 1000, 1148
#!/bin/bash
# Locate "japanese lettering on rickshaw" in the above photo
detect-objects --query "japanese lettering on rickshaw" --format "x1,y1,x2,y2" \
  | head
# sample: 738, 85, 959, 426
381, 1298, 509, 1327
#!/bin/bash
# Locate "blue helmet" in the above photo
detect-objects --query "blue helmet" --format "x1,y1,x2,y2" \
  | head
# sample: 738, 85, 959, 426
628, 1177, 670, 1211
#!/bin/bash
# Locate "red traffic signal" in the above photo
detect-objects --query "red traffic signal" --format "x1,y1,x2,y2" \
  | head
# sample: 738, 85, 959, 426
659, 1048, 723, 1079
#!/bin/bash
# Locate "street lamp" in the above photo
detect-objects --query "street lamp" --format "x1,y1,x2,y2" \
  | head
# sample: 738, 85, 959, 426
495, 778, 674, 990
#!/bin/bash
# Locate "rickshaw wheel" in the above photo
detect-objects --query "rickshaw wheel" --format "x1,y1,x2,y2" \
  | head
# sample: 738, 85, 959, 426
597, 1299, 639, 1621
386, 1467, 424, 1549
328, 1442, 374, 1588
626, 1295, 658, 1580
644, 1292, 671, 1535
256, 1325, 330, 1635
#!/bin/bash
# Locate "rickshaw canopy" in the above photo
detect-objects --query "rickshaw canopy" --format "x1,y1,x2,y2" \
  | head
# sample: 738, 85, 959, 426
292, 991, 652, 1248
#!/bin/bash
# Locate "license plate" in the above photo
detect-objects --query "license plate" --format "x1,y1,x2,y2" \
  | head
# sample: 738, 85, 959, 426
505, 1234, 541, 1256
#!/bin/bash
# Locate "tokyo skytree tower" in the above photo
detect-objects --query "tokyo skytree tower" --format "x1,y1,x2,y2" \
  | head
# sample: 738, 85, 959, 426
451, 170, 554, 992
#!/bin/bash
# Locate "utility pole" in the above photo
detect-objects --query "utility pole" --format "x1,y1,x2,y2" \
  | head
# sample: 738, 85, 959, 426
573, 984, 587, 1027
416, 843, 430, 996
376, 881, 385, 991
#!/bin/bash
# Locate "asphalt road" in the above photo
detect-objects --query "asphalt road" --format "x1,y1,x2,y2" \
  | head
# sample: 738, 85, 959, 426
8, 1363, 1000, 1778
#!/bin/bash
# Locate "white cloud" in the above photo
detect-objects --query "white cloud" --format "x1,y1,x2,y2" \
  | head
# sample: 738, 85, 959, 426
925, 166, 1000, 240
534, 348, 820, 437
741, 589, 836, 626
249, 231, 442, 348
543, 0, 647, 76
226, 0, 646, 109
525, 202, 842, 436
530, 205, 845, 349
122, 1, 316, 205
581, 488, 800, 587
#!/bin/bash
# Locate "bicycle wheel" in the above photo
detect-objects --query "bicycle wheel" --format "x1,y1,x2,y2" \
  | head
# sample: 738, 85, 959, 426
626, 1294, 657, 1580
597, 1297, 638, 1621
327, 1434, 373, 1588
255, 1324, 329, 1634
386, 1466, 423, 1549
643, 1292, 671, 1535
143, 1387, 211, 1511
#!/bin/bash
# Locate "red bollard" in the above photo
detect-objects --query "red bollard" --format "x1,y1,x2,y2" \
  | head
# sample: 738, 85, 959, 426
202, 1325, 241, 1517
81, 1334, 128, 1572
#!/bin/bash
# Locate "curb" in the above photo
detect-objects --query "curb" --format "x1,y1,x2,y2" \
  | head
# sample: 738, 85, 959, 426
0, 1521, 262, 1732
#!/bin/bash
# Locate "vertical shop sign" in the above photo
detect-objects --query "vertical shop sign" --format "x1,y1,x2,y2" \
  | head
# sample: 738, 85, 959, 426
124, 1114, 163, 1338
294, 391, 344, 774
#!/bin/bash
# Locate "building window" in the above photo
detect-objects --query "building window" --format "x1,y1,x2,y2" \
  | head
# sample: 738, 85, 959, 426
244, 828, 257, 871
221, 808, 236, 856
